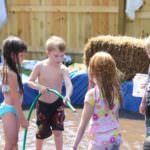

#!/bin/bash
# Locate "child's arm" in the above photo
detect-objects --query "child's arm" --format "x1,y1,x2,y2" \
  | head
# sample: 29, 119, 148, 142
62, 65, 73, 103
73, 90, 94, 149
9, 72, 28, 128
139, 92, 146, 115
28, 63, 47, 94
73, 102, 94, 149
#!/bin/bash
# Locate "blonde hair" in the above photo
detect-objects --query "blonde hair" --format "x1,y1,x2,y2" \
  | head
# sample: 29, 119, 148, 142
88, 51, 121, 109
45, 36, 66, 52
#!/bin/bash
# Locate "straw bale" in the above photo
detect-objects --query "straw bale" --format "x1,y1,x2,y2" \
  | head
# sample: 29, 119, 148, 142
83, 35, 150, 80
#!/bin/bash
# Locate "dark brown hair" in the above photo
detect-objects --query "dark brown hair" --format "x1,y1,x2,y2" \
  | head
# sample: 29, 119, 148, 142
2, 36, 27, 93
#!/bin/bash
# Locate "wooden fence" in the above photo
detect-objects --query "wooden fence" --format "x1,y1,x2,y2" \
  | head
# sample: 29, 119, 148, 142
0, 0, 150, 61
0, 0, 120, 60
125, 0, 150, 37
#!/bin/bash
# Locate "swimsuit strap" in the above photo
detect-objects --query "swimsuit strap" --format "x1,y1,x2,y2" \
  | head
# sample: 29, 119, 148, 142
2, 84, 10, 93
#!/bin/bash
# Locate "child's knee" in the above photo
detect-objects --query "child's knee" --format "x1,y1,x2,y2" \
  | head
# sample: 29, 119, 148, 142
5, 140, 18, 149
53, 130, 62, 137
7, 135, 18, 143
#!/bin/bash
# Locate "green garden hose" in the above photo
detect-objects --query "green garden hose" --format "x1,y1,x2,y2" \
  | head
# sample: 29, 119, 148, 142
22, 88, 76, 150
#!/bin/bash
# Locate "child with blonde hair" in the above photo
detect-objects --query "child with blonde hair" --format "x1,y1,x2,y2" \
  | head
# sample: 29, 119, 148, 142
73, 51, 122, 150
28, 35, 73, 150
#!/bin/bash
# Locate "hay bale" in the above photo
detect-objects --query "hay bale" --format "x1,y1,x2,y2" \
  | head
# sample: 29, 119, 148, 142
83, 35, 150, 80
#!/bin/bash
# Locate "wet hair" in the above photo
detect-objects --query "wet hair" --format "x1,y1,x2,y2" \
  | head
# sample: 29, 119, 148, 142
45, 36, 66, 52
88, 51, 122, 109
2, 36, 27, 93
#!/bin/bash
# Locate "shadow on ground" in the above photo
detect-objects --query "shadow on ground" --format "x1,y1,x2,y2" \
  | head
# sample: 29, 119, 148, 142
119, 109, 144, 120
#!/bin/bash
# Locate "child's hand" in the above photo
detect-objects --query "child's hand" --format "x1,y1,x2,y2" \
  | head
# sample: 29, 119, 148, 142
20, 118, 29, 129
141, 83, 147, 90
63, 96, 70, 105
39, 85, 47, 95
139, 102, 145, 115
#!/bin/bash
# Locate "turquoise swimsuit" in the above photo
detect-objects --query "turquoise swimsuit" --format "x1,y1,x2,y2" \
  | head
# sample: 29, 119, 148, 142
0, 84, 18, 118
0, 102, 18, 118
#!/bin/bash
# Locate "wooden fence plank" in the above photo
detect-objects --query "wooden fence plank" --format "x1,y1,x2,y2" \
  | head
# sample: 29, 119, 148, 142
8, 5, 118, 13
0, 0, 120, 57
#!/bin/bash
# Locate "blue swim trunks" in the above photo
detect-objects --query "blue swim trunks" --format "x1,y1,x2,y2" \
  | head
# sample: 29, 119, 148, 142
0, 102, 18, 118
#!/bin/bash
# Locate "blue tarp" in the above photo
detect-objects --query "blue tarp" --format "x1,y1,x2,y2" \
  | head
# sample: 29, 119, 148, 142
62, 70, 88, 106
22, 83, 39, 108
121, 80, 142, 113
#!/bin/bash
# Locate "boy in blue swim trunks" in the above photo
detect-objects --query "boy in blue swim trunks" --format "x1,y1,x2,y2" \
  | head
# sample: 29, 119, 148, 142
28, 36, 73, 150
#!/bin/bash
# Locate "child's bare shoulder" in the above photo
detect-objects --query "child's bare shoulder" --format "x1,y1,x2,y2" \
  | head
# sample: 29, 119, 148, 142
0, 66, 26, 81
87, 88, 95, 97
60, 64, 69, 73
84, 88, 95, 104
36, 60, 44, 66
34, 60, 46, 69
0, 66, 16, 83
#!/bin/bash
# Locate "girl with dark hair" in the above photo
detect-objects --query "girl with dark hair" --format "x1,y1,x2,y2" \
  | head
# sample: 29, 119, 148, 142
73, 51, 122, 150
0, 36, 28, 149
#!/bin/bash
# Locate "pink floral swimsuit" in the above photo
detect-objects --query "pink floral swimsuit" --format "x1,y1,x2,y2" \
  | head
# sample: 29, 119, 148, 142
85, 86, 121, 149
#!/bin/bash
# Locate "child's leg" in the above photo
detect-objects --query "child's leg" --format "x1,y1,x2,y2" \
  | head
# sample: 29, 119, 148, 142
36, 101, 53, 150
144, 101, 150, 150
50, 101, 65, 150
145, 101, 150, 136
36, 139, 44, 150
53, 130, 63, 150
2, 113, 19, 150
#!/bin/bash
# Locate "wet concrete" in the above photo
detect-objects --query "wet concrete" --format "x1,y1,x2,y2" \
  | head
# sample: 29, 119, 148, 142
0, 109, 146, 150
